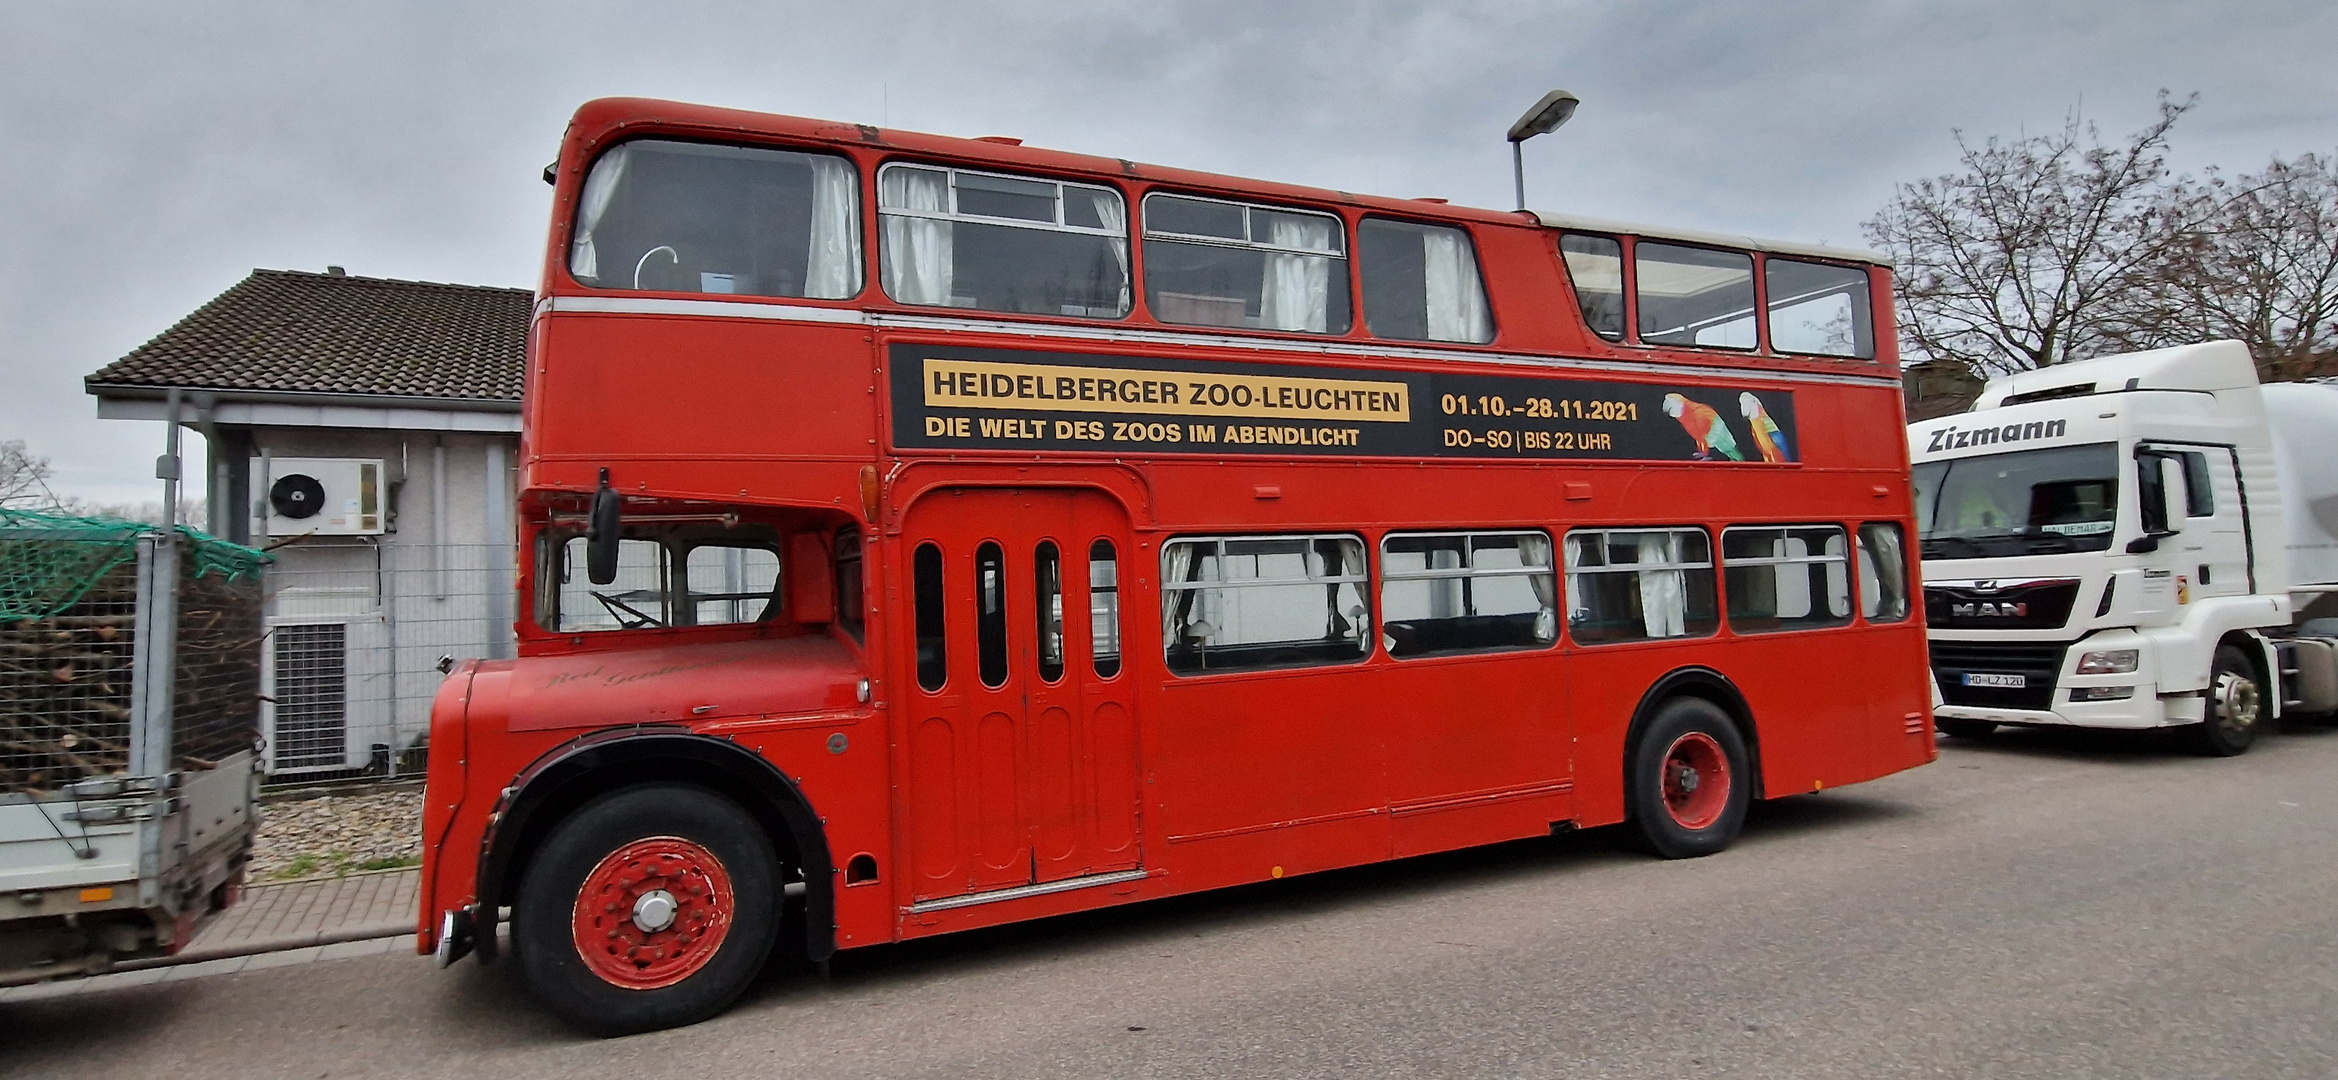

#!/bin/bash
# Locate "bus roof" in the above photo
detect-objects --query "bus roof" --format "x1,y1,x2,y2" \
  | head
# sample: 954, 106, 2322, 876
1528, 211, 1891, 268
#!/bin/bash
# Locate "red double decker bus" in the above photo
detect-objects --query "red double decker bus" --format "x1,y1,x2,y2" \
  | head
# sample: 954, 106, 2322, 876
419, 97, 1935, 1034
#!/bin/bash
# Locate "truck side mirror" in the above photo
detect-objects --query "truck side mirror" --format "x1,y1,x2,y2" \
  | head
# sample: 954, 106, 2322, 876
2133, 451, 2185, 541
587, 468, 621, 585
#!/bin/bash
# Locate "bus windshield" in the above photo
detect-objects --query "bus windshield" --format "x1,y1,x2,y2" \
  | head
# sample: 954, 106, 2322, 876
1913, 443, 2119, 559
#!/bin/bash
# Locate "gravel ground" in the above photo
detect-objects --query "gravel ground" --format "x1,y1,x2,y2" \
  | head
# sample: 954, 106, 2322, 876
249, 786, 424, 881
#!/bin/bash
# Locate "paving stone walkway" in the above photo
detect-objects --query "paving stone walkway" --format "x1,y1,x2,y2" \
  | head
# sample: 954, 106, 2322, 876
0, 868, 422, 1001
181, 866, 419, 959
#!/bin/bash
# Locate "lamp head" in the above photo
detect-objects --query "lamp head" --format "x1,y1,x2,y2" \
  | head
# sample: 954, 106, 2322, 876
1508, 89, 1580, 143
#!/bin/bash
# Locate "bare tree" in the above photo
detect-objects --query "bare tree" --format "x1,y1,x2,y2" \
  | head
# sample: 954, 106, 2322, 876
0, 440, 58, 509
1866, 94, 2214, 375
2110, 153, 2338, 380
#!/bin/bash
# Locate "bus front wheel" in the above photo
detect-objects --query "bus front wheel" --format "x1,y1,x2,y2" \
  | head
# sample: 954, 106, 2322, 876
1629, 697, 1752, 859
514, 783, 780, 1036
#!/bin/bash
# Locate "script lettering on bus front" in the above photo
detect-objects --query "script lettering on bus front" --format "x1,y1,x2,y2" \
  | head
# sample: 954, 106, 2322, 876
889, 344, 1798, 464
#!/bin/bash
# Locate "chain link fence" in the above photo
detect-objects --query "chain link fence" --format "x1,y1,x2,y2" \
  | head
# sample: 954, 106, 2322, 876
259, 541, 512, 785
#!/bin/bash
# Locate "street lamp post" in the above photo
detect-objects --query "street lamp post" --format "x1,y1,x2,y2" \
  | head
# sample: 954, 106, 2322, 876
1507, 89, 1580, 212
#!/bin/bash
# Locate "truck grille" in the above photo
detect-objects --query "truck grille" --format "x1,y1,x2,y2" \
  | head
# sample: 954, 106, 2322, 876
1930, 640, 2069, 711
1924, 580, 2081, 630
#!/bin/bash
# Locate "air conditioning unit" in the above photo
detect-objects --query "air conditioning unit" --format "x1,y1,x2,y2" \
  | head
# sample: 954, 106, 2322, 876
253, 457, 386, 536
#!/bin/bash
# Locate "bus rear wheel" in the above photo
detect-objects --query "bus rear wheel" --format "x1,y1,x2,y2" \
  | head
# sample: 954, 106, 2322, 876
2185, 645, 2263, 757
515, 784, 779, 1036
1629, 697, 1752, 859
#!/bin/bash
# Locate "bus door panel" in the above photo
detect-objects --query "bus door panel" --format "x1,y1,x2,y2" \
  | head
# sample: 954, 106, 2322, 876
900, 489, 1140, 903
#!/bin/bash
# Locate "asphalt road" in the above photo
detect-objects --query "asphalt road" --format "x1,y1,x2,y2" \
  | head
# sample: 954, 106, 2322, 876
7, 723, 2338, 1079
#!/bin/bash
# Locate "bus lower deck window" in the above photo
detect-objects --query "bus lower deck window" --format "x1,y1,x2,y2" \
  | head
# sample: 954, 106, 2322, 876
1161, 535, 1370, 673
1857, 523, 1911, 623
913, 543, 947, 691
1089, 540, 1122, 678
1721, 526, 1852, 634
1380, 531, 1557, 658
1563, 528, 1719, 644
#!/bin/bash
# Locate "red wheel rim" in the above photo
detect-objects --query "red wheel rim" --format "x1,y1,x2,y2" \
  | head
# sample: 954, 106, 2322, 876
571, 836, 734, 990
1661, 732, 1731, 831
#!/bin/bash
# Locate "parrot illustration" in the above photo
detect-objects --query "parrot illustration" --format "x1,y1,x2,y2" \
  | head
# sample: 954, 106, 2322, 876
1738, 392, 1792, 463
1662, 393, 1744, 461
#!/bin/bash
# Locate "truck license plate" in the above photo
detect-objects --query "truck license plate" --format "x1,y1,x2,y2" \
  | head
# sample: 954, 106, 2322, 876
1963, 672, 2026, 688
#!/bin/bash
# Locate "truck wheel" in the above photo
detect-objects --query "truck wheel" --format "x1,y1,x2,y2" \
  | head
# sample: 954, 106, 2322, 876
514, 784, 779, 1036
2186, 646, 2264, 757
1935, 718, 1997, 740
1629, 697, 1753, 859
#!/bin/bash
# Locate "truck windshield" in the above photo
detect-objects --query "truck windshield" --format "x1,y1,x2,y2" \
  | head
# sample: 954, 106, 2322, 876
1913, 442, 2119, 559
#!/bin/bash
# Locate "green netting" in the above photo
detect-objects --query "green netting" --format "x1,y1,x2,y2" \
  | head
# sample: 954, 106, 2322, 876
0, 507, 271, 620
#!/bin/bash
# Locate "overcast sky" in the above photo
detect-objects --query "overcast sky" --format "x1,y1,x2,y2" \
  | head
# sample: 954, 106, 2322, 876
3, 0, 2332, 505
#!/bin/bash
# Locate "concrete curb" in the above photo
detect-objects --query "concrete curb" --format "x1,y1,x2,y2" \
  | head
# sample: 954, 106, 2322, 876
111, 920, 413, 972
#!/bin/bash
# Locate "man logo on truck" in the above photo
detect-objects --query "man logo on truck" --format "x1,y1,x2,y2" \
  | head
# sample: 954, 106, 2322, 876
1950, 602, 2029, 617
1925, 418, 2067, 454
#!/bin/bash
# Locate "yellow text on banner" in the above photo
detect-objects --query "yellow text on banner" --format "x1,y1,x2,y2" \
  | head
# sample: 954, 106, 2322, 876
921, 358, 1411, 423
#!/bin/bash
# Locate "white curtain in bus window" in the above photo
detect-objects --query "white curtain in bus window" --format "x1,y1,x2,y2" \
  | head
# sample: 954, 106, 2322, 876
1380, 531, 1556, 658
878, 164, 1130, 318
1765, 258, 1874, 359
1721, 526, 1852, 634
1563, 529, 1719, 644
1359, 219, 1493, 343
1160, 535, 1369, 673
555, 536, 668, 632
1089, 540, 1122, 678
1141, 194, 1350, 333
1856, 522, 1910, 622
1636, 242, 1755, 349
683, 544, 780, 627
1559, 234, 1625, 341
567, 139, 863, 300
880, 167, 954, 306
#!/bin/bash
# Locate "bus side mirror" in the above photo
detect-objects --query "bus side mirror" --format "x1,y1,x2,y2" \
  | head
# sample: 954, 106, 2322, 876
791, 532, 835, 625
587, 468, 621, 585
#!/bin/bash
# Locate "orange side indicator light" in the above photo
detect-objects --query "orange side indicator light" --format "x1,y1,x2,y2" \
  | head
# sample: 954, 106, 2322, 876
79, 887, 114, 903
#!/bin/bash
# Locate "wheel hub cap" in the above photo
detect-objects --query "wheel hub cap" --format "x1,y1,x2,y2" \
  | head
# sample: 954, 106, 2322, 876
571, 836, 734, 990
2217, 672, 2261, 734
1660, 732, 1731, 831
632, 889, 679, 933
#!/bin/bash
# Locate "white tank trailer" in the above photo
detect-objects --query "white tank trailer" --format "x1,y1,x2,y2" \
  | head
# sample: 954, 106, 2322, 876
1907, 341, 2338, 754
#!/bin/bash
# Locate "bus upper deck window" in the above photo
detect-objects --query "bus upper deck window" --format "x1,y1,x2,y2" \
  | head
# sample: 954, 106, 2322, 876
1766, 258, 1875, 359
568, 139, 863, 301
1559, 234, 1624, 342
1637, 242, 1754, 349
1359, 219, 1493, 344
878, 164, 1130, 319
1142, 194, 1350, 334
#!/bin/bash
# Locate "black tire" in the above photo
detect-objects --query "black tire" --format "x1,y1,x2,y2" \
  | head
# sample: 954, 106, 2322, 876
2185, 645, 2264, 757
514, 784, 779, 1036
1628, 697, 1754, 859
1935, 718, 1998, 740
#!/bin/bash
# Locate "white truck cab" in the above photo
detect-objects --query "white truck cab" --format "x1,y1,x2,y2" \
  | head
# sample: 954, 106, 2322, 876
1909, 341, 2338, 754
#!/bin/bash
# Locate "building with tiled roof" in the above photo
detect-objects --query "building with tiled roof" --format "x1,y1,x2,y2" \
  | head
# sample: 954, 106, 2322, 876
88, 268, 528, 408
86, 268, 531, 777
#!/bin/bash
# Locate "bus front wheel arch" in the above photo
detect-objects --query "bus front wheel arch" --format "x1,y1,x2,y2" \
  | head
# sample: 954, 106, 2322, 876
1620, 670, 1761, 858
478, 733, 834, 970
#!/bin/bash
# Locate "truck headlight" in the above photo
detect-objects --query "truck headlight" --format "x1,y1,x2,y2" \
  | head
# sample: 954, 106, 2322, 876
2077, 649, 2139, 674
2071, 686, 2136, 701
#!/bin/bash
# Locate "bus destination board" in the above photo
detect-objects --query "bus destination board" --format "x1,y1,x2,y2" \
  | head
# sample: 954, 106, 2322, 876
888, 344, 1799, 464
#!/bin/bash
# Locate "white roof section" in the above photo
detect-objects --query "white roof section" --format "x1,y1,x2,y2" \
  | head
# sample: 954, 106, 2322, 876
1975, 341, 2259, 409
1527, 211, 1891, 267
